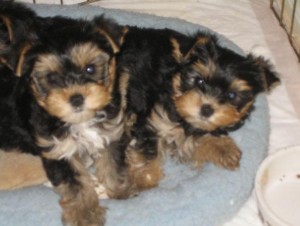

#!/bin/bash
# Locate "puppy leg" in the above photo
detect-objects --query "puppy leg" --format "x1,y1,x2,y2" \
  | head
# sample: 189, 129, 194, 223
94, 149, 130, 199
191, 135, 241, 170
125, 141, 164, 192
42, 157, 105, 226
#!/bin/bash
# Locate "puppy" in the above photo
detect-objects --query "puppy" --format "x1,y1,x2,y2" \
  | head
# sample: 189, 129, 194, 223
0, 2, 127, 225
116, 27, 280, 192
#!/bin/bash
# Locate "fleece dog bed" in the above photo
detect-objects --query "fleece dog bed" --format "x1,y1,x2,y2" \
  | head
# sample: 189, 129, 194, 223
0, 4, 270, 226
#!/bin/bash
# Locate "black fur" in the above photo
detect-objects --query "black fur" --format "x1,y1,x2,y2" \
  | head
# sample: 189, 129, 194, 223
116, 27, 194, 157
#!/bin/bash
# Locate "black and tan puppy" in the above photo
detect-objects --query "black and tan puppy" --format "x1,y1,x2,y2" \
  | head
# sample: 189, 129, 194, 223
116, 27, 280, 192
0, 2, 128, 225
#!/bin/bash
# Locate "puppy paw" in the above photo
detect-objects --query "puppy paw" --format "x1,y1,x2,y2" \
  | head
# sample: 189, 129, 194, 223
57, 183, 106, 226
212, 139, 241, 170
192, 135, 241, 170
62, 204, 105, 226
126, 146, 164, 191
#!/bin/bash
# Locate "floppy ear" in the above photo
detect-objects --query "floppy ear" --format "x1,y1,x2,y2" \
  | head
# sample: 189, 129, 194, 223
247, 54, 280, 92
0, 1, 37, 45
0, 14, 24, 74
93, 16, 128, 54
188, 34, 218, 58
171, 33, 219, 66
0, 1, 37, 75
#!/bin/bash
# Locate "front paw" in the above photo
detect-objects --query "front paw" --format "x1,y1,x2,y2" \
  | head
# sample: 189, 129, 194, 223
57, 183, 106, 226
193, 135, 241, 170
212, 137, 241, 170
62, 204, 105, 226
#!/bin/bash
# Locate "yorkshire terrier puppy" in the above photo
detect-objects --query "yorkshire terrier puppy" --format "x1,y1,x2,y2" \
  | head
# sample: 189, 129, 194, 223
0, 2, 128, 225
116, 27, 280, 193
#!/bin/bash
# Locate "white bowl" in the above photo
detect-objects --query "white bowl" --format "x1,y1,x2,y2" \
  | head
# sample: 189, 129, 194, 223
255, 146, 300, 226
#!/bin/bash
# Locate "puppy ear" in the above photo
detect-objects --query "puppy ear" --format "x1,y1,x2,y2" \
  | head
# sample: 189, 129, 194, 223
183, 34, 218, 61
0, 1, 37, 44
0, 1, 37, 74
0, 15, 13, 51
93, 16, 128, 54
247, 54, 280, 92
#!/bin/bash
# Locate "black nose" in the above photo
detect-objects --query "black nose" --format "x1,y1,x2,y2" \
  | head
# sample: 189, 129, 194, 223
69, 93, 84, 108
200, 104, 214, 118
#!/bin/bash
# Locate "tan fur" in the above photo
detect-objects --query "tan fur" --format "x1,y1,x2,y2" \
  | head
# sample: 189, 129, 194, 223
173, 90, 249, 131
0, 150, 47, 190
0, 57, 12, 70
33, 54, 62, 75
55, 156, 106, 226
172, 73, 182, 97
119, 71, 130, 108
190, 135, 241, 169
125, 145, 164, 191
119, 27, 129, 46
147, 105, 200, 162
230, 79, 252, 91
173, 90, 203, 121
107, 57, 117, 93
196, 36, 210, 45
183, 36, 209, 60
148, 105, 186, 158
93, 150, 131, 199
240, 100, 254, 117
69, 42, 109, 71
192, 59, 216, 79
36, 84, 111, 124
96, 28, 119, 54
15, 42, 31, 77
170, 38, 182, 62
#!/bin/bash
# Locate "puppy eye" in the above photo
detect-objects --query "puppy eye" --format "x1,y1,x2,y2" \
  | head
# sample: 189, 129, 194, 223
195, 77, 205, 87
226, 91, 237, 100
47, 73, 62, 85
85, 64, 96, 75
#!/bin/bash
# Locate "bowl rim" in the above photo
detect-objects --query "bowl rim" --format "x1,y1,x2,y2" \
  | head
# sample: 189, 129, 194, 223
255, 145, 300, 226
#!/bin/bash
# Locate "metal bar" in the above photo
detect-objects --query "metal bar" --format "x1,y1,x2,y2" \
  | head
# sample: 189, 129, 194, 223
270, 0, 300, 61
280, 0, 286, 24
270, 0, 282, 23
79, 0, 102, 5
289, 0, 298, 35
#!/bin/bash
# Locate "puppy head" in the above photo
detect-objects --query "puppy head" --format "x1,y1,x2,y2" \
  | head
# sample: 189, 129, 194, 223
171, 34, 280, 131
27, 17, 123, 124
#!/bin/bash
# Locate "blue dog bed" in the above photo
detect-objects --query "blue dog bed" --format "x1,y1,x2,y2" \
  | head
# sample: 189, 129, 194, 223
0, 4, 269, 226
